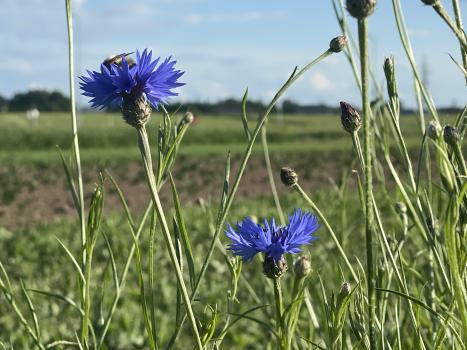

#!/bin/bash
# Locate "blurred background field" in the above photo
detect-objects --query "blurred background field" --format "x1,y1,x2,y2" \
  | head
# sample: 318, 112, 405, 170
0, 111, 459, 229
0, 111, 408, 348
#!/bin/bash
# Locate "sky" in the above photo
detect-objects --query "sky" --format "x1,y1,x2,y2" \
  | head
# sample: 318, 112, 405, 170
1, 0, 466, 108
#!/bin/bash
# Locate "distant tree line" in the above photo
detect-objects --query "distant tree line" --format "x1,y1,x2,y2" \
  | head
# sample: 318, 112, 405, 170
0, 90, 70, 112
0, 89, 463, 115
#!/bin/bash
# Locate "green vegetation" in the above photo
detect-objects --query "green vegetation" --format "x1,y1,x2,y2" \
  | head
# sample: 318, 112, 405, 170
0, 112, 457, 165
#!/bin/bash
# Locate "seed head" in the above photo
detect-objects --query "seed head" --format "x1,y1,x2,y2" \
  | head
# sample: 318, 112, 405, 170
340, 282, 352, 296
280, 167, 298, 187
294, 256, 312, 278
329, 36, 348, 53
443, 125, 460, 146
427, 120, 442, 140
263, 255, 288, 279
340, 101, 361, 134
121, 93, 152, 127
346, 0, 376, 19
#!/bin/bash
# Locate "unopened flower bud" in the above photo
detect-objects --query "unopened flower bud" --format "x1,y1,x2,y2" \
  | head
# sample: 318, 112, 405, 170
294, 256, 312, 278
383, 56, 397, 100
421, 0, 438, 5
340, 282, 351, 296
443, 125, 460, 146
427, 120, 442, 140
184, 111, 194, 124
280, 167, 298, 187
394, 202, 407, 215
340, 101, 361, 134
329, 36, 348, 53
346, 0, 376, 19
121, 93, 152, 127
263, 256, 288, 279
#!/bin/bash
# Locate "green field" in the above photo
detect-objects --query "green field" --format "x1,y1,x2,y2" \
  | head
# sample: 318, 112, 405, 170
0, 111, 464, 348
0, 111, 445, 164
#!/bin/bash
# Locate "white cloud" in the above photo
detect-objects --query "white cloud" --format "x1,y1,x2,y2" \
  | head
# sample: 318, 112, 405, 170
182, 11, 287, 25
310, 72, 335, 92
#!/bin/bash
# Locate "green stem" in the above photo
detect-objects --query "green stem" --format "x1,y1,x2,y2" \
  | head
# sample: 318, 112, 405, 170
261, 126, 285, 225
273, 277, 286, 350
392, 0, 439, 121
166, 49, 334, 348
451, 0, 467, 83
293, 184, 358, 281
358, 17, 376, 350
433, 3, 467, 52
453, 143, 467, 176
64, 0, 87, 345
136, 125, 203, 350
97, 202, 152, 349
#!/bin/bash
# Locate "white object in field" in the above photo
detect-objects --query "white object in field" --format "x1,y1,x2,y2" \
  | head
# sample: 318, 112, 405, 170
26, 108, 40, 121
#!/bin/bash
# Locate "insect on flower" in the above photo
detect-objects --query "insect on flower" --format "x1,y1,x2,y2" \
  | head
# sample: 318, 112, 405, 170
79, 49, 185, 126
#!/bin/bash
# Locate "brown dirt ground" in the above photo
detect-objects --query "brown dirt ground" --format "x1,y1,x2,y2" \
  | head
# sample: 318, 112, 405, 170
0, 152, 355, 230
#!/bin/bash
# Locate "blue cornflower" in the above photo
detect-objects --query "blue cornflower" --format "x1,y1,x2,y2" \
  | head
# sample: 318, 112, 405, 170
225, 209, 319, 263
79, 49, 184, 110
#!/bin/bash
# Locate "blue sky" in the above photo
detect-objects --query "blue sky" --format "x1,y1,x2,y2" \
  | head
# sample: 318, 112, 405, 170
1, 0, 466, 108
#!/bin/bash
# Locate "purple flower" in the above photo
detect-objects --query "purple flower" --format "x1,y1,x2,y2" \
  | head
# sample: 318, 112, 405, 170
79, 49, 184, 110
225, 209, 319, 262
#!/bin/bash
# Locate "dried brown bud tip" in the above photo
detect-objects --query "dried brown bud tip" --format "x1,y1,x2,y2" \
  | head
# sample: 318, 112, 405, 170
427, 120, 442, 140
121, 93, 152, 127
263, 256, 288, 279
280, 167, 298, 187
346, 0, 376, 19
329, 36, 348, 53
340, 101, 361, 134
294, 256, 312, 278
443, 125, 460, 146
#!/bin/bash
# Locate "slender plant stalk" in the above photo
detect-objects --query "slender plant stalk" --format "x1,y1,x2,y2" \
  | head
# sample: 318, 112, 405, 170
167, 49, 334, 347
0, 278, 46, 350
191, 50, 332, 301
96, 202, 152, 348
432, 2, 467, 51
357, 17, 376, 349
451, 0, 467, 83
392, 0, 439, 121
135, 125, 203, 350
293, 184, 358, 282
273, 277, 286, 350
64, 0, 88, 345
261, 126, 285, 225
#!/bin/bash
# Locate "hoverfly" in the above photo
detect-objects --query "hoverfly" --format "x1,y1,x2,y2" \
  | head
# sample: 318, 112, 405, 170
103, 52, 135, 69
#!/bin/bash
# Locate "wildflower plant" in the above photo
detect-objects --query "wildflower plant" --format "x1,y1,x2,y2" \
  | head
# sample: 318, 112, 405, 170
1, 0, 466, 348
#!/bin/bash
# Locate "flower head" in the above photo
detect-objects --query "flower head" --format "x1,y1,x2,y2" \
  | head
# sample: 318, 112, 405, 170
225, 209, 319, 263
79, 49, 184, 111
